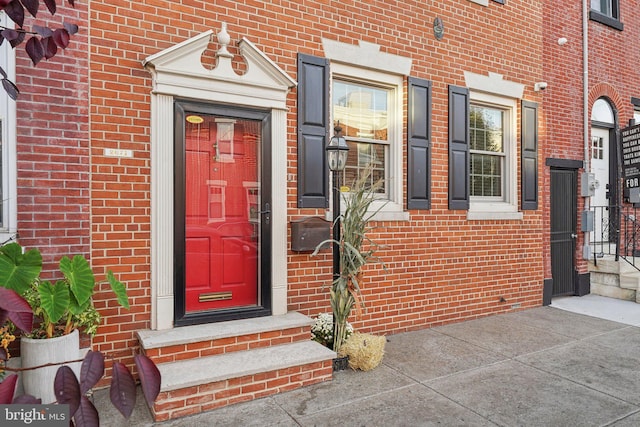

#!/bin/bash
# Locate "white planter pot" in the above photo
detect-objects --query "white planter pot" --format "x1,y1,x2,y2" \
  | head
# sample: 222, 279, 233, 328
20, 329, 81, 404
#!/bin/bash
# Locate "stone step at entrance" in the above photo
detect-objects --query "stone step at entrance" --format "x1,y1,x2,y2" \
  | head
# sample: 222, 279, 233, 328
137, 312, 335, 421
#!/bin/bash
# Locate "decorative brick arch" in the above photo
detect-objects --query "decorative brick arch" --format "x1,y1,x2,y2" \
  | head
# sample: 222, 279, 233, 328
588, 82, 623, 121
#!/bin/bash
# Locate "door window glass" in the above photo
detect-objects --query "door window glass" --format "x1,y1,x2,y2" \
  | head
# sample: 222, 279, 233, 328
183, 112, 261, 313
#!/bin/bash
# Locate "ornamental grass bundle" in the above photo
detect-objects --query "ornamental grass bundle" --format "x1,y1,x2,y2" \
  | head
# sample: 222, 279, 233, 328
339, 332, 386, 371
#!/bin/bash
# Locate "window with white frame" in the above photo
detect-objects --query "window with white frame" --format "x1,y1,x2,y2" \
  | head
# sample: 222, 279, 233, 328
470, 105, 505, 199
468, 92, 520, 219
330, 64, 405, 220
0, 11, 16, 240
333, 80, 388, 195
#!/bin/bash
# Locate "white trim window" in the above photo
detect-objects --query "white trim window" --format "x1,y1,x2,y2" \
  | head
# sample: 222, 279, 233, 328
330, 63, 406, 221
0, 11, 17, 241
468, 92, 521, 220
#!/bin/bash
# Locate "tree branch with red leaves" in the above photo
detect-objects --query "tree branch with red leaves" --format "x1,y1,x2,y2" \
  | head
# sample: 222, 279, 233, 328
0, 0, 78, 100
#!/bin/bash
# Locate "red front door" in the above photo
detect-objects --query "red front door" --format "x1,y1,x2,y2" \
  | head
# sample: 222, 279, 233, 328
183, 112, 261, 313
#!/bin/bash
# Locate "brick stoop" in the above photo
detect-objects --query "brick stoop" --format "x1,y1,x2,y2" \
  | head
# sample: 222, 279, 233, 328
137, 312, 336, 421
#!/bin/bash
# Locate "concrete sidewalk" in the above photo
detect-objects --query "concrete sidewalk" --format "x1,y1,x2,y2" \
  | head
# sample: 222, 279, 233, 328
98, 296, 640, 426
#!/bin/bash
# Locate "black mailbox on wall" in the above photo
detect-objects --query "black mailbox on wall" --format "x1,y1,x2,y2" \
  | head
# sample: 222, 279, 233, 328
291, 216, 330, 252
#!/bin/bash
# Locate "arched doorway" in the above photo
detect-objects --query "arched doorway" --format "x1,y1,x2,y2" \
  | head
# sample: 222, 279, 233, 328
590, 98, 617, 243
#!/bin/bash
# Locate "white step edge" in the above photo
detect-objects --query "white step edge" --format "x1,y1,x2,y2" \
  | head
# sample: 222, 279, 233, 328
159, 340, 336, 392
138, 312, 313, 350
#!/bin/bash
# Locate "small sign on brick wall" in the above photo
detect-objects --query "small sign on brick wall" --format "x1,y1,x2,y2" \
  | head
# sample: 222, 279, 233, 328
104, 148, 133, 158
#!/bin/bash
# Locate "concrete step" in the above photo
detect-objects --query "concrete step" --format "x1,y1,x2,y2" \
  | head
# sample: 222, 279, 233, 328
619, 271, 640, 290
590, 283, 636, 301
152, 341, 335, 421
136, 312, 337, 422
589, 271, 620, 288
137, 312, 313, 364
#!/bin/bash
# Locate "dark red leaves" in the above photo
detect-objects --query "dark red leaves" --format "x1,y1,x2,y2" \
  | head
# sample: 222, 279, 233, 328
79, 351, 105, 395
0, 287, 33, 332
12, 394, 41, 404
54, 366, 81, 417
74, 396, 99, 427
134, 354, 161, 408
0, 374, 17, 404
32, 24, 52, 37
0, 0, 78, 99
42, 0, 55, 14
53, 28, 70, 48
20, 0, 39, 17
8, 31, 25, 48
42, 36, 56, 58
110, 362, 136, 419
25, 35, 43, 64
1, 29, 19, 44
63, 22, 78, 35
1, 78, 19, 100
4, 0, 24, 28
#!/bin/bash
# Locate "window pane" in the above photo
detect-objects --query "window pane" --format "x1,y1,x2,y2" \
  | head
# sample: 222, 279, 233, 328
470, 106, 503, 152
471, 150, 502, 197
591, 0, 612, 15
333, 80, 390, 197
342, 141, 386, 194
333, 81, 388, 141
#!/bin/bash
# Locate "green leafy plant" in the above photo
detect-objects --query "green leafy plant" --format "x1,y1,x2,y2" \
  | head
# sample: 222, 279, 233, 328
313, 165, 386, 352
0, 289, 161, 427
0, 242, 129, 338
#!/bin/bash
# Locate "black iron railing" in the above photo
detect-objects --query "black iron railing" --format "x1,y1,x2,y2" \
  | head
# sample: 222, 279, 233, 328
589, 205, 640, 270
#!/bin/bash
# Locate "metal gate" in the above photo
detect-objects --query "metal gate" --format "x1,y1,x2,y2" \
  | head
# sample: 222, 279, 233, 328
550, 168, 577, 296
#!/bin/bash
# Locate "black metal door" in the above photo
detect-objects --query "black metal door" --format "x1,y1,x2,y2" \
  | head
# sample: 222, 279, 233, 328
550, 168, 577, 296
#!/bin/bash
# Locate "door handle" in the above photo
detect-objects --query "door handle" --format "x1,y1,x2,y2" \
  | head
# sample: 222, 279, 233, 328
571, 233, 578, 238
259, 203, 270, 225
258, 202, 271, 215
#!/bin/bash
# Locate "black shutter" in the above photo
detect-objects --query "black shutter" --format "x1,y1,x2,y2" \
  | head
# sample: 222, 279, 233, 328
407, 77, 432, 210
297, 54, 330, 208
448, 85, 470, 210
521, 100, 539, 210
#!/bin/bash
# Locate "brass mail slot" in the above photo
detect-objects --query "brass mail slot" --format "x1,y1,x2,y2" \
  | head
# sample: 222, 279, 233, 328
199, 292, 232, 302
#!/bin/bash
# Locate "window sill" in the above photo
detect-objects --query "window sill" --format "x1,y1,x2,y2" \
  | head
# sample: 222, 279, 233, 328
368, 201, 410, 222
369, 209, 410, 222
467, 202, 523, 220
589, 11, 624, 31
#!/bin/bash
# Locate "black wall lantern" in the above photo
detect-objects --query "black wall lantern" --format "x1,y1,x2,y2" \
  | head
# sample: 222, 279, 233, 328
326, 125, 349, 281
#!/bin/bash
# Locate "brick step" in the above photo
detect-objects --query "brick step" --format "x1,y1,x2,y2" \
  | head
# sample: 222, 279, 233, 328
151, 340, 335, 421
137, 312, 312, 364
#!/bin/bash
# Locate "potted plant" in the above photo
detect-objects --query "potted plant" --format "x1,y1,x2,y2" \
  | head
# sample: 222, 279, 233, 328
0, 242, 129, 403
313, 165, 386, 354
0, 287, 160, 426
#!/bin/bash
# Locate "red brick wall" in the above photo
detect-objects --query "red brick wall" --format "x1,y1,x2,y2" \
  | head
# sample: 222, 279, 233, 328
542, 1, 640, 278
16, 3, 89, 277
85, 0, 545, 358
